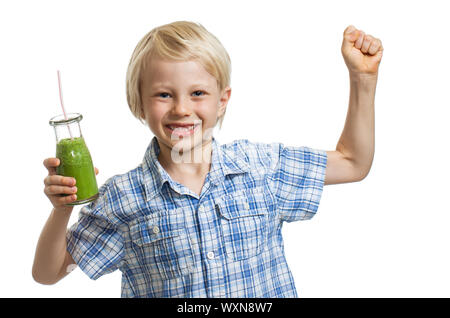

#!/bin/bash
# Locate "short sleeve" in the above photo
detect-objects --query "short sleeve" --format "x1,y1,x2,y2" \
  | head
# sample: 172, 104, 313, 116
269, 143, 327, 222
66, 180, 124, 280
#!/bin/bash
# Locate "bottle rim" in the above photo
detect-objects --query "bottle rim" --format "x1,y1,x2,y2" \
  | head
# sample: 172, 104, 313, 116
49, 113, 83, 126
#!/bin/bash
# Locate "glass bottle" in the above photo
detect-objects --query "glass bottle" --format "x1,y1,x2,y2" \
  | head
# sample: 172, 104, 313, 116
49, 113, 99, 205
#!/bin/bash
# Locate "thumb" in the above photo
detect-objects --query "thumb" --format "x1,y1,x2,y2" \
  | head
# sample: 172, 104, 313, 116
342, 25, 360, 49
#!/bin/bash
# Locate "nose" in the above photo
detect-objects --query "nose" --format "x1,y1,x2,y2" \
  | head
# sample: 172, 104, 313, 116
171, 97, 192, 117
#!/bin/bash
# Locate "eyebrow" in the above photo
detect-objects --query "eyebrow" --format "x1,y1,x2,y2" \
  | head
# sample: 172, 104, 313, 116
151, 83, 212, 90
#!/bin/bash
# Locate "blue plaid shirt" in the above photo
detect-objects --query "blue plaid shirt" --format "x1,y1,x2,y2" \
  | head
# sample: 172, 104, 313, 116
66, 136, 327, 297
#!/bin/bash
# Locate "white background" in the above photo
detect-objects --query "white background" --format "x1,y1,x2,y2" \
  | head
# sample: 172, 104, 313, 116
1, 0, 449, 298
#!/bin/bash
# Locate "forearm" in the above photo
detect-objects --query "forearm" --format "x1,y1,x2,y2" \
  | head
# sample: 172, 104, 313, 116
336, 72, 378, 178
32, 207, 73, 284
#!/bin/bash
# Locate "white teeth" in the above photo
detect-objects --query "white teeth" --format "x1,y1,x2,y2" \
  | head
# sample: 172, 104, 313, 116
168, 125, 195, 130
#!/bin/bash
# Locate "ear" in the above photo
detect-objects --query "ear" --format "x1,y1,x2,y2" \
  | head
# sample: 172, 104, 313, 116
140, 106, 146, 120
218, 86, 231, 117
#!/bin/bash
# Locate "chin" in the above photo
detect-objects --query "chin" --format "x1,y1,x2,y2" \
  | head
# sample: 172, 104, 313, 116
162, 130, 196, 148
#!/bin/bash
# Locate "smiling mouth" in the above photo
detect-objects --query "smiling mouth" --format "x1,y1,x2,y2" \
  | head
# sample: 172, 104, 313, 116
165, 123, 200, 136
166, 124, 199, 131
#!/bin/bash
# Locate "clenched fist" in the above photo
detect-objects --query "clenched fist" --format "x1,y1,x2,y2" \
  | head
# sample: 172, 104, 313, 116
341, 25, 384, 76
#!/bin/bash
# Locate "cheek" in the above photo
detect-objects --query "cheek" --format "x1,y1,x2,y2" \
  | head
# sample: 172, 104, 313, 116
198, 101, 220, 121
143, 103, 164, 124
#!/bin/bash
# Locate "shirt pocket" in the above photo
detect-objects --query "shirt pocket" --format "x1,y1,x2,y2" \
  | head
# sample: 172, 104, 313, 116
129, 213, 194, 280
216, 187, 270, 261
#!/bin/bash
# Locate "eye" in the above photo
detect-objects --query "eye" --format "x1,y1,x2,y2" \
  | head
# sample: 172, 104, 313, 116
156, 91, 205, 98
192, 90, 205, 97
158, 92, 170, 98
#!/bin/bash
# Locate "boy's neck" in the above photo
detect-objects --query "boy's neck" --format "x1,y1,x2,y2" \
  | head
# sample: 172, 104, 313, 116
157, 138, 213, 179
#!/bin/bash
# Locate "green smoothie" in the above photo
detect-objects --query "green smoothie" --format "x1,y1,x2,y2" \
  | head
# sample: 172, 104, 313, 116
56, 136, 98, 205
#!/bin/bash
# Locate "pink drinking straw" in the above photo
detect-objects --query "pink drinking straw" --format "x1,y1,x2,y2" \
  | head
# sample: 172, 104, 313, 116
57, 70, 74, 140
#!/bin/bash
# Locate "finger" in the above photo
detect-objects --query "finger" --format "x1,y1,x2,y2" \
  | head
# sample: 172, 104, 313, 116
95, 167, 99, 175
361, 35, 374, 53
368, 39, 381, 55
43, 158, 60, 176
44, 175, 76, 186
344, 25, 357, 36
45, 184, 77, 196
57, 194, 77, 205
343, 25, 359, 43
355, 30, 365, 49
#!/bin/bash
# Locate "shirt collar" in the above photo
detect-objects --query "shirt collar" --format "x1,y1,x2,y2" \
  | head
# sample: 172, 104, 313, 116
141, 136, 250, 201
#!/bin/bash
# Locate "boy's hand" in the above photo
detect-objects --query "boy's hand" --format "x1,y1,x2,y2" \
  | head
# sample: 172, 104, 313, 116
43, 158, 99, 212
341, 25, 384, 76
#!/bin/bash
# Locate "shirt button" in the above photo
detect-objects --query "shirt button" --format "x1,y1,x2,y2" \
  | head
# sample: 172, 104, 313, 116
152, 226, 160, 234
207, 251, 215, 260
199, 206, 205, 213
243, 202, 250, 210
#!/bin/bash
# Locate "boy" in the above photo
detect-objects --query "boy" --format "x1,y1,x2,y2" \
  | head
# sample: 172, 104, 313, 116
33, 21, 383, 297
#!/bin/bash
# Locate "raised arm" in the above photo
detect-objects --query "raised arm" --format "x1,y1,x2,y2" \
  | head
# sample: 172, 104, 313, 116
325, 25, 383, 185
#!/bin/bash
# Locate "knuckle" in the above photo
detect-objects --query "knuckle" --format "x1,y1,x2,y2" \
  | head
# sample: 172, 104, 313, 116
57, 185, 65, 195
45, 186, 54, 196
48, 185, 55, 195
62, 186, 71, 194
58, 176, 65, 185
48, 175, 57, 185
55, 185, 63, 194
370, 40, 380, 49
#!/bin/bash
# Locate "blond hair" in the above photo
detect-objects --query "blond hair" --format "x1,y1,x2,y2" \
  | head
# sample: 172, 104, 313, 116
126, 21, 231, 129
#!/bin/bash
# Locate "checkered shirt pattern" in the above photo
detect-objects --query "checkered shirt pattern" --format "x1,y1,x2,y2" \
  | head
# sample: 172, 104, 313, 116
66, 136, 327, 297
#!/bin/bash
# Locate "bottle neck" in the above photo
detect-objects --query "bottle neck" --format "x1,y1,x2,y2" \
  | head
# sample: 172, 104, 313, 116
53, 121, 82, 144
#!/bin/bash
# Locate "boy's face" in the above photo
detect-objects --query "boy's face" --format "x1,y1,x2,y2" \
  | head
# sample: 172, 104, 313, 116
140, 57, 231, 158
